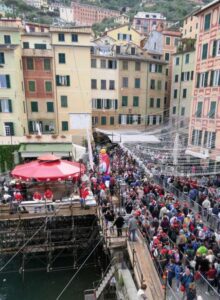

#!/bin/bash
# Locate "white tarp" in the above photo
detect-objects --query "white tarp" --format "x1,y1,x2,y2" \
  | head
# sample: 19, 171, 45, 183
95, 128, 160, 144
69, 113, 91, 130
72, 144, 86, 161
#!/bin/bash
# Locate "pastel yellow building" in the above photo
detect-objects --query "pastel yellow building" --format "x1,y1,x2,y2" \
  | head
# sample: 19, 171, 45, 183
182, 11, 199, 39
50, 27, 92, 142
0, 22, 27, 136
104, 24, 143, 47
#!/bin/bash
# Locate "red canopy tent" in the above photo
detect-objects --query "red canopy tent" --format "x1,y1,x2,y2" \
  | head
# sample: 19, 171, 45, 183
11, 154, 85, 182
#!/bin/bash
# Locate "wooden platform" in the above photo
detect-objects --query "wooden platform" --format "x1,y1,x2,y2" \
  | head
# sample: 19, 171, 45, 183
127, 232, 164, 300
0, 204, 97, 221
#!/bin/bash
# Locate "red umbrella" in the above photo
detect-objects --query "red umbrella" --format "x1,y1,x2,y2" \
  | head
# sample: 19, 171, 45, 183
11, 154, 85, 182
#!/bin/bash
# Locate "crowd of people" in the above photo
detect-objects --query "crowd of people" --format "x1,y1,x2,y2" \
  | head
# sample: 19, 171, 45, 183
90, 145, 220, 299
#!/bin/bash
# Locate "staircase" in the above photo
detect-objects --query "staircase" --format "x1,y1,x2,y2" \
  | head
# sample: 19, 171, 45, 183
95, 265, 115, 299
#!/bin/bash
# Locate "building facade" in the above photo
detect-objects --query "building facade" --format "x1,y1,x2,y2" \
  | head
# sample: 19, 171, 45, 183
60, 2, 120, 26
133, 12, 166, 35
0, 21, 27, 137
25, 0, 48, 9
187, 0, 220, 166
170, 39, 196, 145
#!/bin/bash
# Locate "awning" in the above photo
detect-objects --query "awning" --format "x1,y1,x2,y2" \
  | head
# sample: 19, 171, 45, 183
185, 149, 209, 159
19, 143, 72, 158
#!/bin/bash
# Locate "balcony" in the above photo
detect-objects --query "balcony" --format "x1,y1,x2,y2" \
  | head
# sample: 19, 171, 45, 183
22, 48, 53, 57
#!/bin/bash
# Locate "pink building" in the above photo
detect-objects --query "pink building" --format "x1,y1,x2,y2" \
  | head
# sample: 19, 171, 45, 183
133, 12, 166, 35
187, 0, 220, 167
70, 2, 120, 26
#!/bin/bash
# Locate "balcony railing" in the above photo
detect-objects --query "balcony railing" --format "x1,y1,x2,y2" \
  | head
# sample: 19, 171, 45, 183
22, 48, 53, 57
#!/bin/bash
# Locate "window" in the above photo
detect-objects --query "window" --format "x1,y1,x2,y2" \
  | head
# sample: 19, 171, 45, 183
44, 58, 51, 70
150, 79, 155, 89
109, 80, 115, 90
174, 38, 179, 46
91, 59, 96, 68
23, 42, 29, 49
34, 44, 46, 49
203, 131, 216, 149
45, 81, 52, 92
110, 116, 114, 125
174, 89, 178, 99
122, 77, 128, 88
191, 129, 202, 146
122, 96, 128, 107
191, 71, 194, 80
56, 75, 70, 86
175, 74, 179, 82
122, 60, 128, 70
27, 58, 34, 70
4, 122, 14, 136
62, 121, 68, 131
0, 53, 5, 64
31, 101, 38, 112
135, 61, 141, 71
165, 53, 170, 61
157, 80, 162, 90
47, 102, 54, 112
101, 116, 106, 125
183, 88, 187, 98
166, 68, 169, 76
196, 72, 209, 88
108, 60, 117, 69
165, 82, 168, 90
150, 98, 154, 108
149, 64, 162, 73
59, 53, 66, 64
101, 80, 106, 90
208, 101, 216, 118
100, 59, 106, 69
181, 107, 185, 116
58, 33, 65, 42
202, 43, 208, 60
135, 78, 140, 88
166, 36, 170, 45
175, 57, 180, 65
0, 75, 10, 88
0, 99, 12, 113
91, 79, 97, 89
61, 96, 68, 107
216, 40, 220, 56
28, 81, 35, 92
4, 35, 11, 44
185, 54, 190, 64
156, 98, 160, 108
133, 96, 139, 107
204, 13, 211, 31
72, 34, 78, 42
210, 70, 220, 87
173, 106, 176, 114
196, 102, 203, 117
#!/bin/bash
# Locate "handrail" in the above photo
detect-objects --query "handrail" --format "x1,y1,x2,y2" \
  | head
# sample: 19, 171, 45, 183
94, 256, 117, 290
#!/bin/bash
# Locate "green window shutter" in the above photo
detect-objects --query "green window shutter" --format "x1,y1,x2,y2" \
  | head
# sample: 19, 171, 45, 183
101, 116, 106, 125
110, 116, 114, 125
0, 53, 5, 64
156, 98, 160, 108
122, 96, 127, 106
56, 75, 59, 86
150, 98, 154, 108
181, 72, 184, 81
196, 102, 202, 117
202, 44, 208, 60
31, 101, 38, 112
47, 102, 54, 112
204, 13, 211, 31
212, 40, 217, 57
115, 99, 118, 110
210, 70, 214, 86
204, 72, 209, 87
59, 53, 66, 63
191, 71, 194, 80
29, 81, 35, 92
44, 58, 51, 70
158, 65, 162, 73
118, 115, 121, 124
45, 81, 52, 92
62, 121, 68, 131
8, 99, 12, 112
8, 122, 14, 136
0, 100, 2, 112
196, 73, 200, 88
67, 76, 70, 86
61, 96, 68, 107
203, 131, 208, 146
133, 96, 139, 107
209, 102, 216, 118
28, 121, 33, 133
6, 75, 10, 88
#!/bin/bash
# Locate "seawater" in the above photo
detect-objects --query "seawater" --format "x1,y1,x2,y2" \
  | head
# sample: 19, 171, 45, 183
0, 262, 102, 300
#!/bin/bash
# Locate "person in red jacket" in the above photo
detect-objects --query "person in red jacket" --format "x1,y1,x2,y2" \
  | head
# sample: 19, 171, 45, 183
33, 191, 42, 201
206, 264, 217, 294
14, 191, 23, 201
44, 189, 53, 201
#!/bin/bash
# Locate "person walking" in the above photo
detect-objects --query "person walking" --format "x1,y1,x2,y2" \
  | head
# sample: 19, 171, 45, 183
128, 215, 138, 242
137, 283, 147, 300
113, 213, 124, 237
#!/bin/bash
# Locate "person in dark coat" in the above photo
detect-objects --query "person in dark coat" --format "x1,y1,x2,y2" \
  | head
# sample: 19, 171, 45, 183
113, 213, 125, 237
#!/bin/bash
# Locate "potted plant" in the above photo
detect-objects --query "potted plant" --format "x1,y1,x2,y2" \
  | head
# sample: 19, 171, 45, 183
25, 134, 32, 139
52, 134, 58, 139
61, 135, 66, 138
35, 135, 42, 139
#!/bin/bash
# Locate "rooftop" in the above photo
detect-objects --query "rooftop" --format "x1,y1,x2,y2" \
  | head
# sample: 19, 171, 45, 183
134, 12, 166, 20
194, 0, 220, 15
